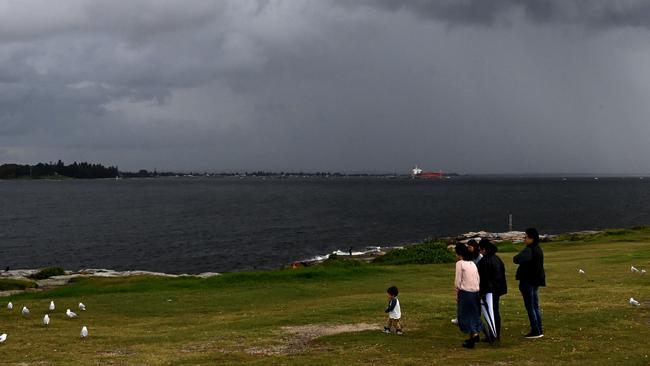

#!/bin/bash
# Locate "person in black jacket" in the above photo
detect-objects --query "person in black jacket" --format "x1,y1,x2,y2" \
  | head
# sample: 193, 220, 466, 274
477, 239, 507, 342
513, 228, 546, 339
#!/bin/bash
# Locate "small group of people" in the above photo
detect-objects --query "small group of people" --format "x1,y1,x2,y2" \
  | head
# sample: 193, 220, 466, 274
381, 227, 546, 348
454, 227, 546, 348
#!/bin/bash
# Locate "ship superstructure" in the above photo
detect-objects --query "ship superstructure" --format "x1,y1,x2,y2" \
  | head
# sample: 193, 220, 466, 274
411, 165, 443, 179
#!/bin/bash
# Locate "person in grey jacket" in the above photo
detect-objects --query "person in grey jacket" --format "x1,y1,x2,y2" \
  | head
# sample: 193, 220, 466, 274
513, 228, 546, 339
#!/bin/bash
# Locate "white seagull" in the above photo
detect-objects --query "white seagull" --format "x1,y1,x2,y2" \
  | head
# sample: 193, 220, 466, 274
0, 333, 6, 343
631, 266, 640, 273
80, 326, 88, 338
630, 297, 641, 307
78, 302, 86, 311
49, 301, 55, 312
21, 306, 29, 316
43, 314, 50, 326
7, 302, 12, 310
578, 269, 585, 274
641, 269, 647, 274
66, 309, 77, 318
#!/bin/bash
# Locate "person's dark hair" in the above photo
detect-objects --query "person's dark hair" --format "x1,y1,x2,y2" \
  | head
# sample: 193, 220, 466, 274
525, 228, 540, 244
455, 243, 472, 261
466, 239, 480, 259
387, 286, 399, 297
478, 238, 497, 255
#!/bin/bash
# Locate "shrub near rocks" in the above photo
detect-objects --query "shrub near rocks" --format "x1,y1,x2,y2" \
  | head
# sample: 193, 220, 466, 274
29, 267, 66, 280
373, 241, 456, 265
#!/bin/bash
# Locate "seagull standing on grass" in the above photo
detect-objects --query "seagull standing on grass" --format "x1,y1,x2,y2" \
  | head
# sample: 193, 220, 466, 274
21, 306, 29, 317
0, 333, 6, 343
78, 303, 86, 311
80, 326, 88, 338
630, 297, 641, 306
578, 269, 585, 274
7, 302, 12, 310
631, 266, 639, 273
642, 269, 647, 275
43, 314, 50, 326
49, 301, 55, 312
66, 309, 77, 318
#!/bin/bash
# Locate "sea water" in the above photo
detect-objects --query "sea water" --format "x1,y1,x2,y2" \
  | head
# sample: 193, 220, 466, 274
1, 176, 649, 273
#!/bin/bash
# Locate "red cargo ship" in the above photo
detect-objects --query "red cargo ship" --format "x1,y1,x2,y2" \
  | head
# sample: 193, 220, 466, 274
411, 166, 443, 179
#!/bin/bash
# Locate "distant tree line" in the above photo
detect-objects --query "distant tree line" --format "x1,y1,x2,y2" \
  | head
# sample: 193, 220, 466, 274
121, 169, 175, 178
120, 170, 351, 178
0, 160, 118, 179
243, 171, 344, 177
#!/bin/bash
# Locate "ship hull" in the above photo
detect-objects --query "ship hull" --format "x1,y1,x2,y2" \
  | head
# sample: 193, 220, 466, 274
415, 172, 443, 179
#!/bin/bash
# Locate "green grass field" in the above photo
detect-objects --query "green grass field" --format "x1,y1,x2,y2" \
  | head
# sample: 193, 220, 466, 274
1, 228, 649, 365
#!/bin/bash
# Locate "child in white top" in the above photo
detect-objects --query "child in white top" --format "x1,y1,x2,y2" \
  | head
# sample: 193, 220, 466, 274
383, 286, 403, 335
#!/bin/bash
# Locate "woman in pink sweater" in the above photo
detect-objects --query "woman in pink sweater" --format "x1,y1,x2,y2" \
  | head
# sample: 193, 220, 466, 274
454, 243, 483, 348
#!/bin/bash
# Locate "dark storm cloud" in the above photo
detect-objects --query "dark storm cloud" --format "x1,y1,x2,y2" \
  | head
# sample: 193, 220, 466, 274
1, 1, 650, 173
344, 0, 650, 29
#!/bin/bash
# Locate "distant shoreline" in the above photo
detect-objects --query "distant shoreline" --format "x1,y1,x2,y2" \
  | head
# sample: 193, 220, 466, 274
3, 174, 649, 181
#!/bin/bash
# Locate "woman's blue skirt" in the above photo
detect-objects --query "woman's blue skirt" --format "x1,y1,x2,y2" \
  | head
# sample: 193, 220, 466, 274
457, 290, 483, 334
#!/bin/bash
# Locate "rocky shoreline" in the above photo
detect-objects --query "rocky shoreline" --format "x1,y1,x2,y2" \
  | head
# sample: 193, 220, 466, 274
320, 231, 538, 266
298, 230, 602, 266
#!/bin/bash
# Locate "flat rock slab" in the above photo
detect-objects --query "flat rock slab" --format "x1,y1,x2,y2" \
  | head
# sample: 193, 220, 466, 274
0, 268, 221, 296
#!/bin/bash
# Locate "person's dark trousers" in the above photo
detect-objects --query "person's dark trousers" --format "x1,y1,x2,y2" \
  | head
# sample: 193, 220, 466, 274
519, 281, 542, 335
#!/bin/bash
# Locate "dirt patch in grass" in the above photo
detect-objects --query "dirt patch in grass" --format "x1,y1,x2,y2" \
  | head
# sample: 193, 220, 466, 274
246, 323, 379, 356
180, 342, 217, 353
282, 323, 379, 340
96, 349, 136, 357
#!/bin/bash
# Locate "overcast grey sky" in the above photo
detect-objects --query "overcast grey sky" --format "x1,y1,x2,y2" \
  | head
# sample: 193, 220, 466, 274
1, 0, 650, 173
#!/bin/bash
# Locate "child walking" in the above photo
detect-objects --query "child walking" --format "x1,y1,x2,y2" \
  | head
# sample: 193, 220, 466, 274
384, 286, 403, 335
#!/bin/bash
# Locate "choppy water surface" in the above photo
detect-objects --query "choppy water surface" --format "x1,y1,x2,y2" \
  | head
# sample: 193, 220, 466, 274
1, 176, 649, 273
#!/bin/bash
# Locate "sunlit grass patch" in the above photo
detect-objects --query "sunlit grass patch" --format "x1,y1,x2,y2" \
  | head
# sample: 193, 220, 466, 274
0, 278, 37, 291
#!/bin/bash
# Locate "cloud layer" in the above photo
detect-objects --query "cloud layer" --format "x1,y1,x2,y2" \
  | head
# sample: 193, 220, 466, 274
1, 0, 649, 173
